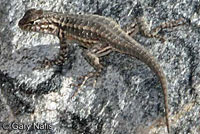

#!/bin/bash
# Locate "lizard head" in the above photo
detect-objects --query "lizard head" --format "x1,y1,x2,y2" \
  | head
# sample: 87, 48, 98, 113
18, 9, 44, 31
18, 9, 59, 34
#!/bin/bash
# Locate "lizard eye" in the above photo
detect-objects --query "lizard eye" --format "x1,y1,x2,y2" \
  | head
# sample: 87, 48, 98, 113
29, 21, 34, 25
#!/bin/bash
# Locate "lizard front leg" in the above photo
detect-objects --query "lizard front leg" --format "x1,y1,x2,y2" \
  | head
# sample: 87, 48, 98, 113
34, 39, 71, 70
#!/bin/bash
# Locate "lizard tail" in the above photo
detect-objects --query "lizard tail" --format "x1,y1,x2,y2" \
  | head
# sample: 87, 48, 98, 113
114, 38, 170, 133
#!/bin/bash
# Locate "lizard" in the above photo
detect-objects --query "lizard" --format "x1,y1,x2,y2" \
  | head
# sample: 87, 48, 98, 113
18, 8, 184, 133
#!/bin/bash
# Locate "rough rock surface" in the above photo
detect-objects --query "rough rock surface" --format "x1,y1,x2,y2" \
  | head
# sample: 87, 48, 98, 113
0, 0, 200, 134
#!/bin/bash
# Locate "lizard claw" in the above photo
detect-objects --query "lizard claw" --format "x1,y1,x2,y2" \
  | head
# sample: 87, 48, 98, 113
70, 71, 100, 99
33, 58, 53, 70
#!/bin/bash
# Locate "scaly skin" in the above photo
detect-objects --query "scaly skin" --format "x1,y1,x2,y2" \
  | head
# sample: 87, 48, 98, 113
18, 9, 170, 132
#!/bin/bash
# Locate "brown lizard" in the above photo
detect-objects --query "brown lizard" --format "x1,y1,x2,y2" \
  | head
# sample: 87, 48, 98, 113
18, 9, 184, 133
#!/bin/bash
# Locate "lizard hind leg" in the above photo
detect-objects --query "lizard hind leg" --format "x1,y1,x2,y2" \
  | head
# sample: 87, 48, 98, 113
122, 16, 185, 42
71, 44, 112, 99
137, 16, 186, 42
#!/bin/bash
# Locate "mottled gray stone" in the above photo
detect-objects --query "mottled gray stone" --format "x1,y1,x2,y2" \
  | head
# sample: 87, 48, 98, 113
0, 0, 200, 134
